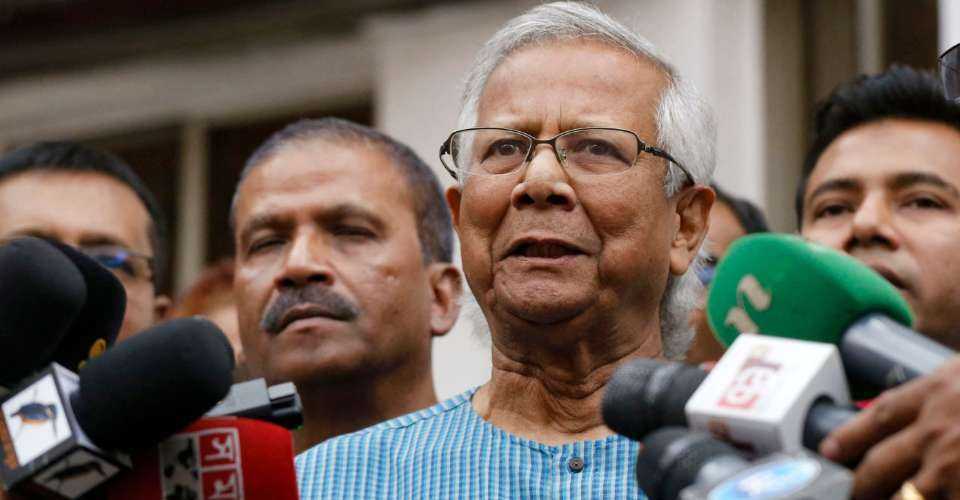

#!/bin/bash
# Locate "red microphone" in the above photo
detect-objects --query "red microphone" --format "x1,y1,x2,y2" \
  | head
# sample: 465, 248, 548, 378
106, 417, 298, 500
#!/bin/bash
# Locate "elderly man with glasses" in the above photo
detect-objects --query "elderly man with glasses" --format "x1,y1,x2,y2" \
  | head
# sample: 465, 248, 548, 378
296, 2, 715, 498
0, 141, 170, 342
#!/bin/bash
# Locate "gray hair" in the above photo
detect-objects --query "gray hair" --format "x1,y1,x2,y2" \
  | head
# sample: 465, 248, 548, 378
458, 1, 715, 358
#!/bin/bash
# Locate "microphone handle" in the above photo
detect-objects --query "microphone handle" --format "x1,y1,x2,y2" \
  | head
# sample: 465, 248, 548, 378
802, 399, 857, 451
840, 313, 954, 389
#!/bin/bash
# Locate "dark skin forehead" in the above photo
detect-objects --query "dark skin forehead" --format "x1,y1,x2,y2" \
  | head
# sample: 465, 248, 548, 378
233, 138, 420, 244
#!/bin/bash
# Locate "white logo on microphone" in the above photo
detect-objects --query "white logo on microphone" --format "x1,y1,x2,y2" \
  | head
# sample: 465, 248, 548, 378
724, 274, 772, 334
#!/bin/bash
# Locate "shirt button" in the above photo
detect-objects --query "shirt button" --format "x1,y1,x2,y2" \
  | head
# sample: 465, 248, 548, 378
568, 457, 584, 473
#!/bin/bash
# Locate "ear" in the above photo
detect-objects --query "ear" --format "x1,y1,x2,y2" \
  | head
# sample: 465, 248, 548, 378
445, 186, 462, 233
669, 185, 715, 275
153, 294, 172, 322
427, 262, 463, 337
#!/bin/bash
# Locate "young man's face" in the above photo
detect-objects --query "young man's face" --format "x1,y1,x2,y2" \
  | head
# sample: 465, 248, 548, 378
0, 170, 166, 342
801, 119, 960, 348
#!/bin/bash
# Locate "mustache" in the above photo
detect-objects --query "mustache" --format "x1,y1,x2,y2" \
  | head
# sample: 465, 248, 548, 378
260, 284, 360, 334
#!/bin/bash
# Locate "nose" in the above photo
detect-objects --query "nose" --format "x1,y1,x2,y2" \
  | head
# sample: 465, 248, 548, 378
510, 146, 578, 211
846, 194, 899, 252
274, 233, 334, 289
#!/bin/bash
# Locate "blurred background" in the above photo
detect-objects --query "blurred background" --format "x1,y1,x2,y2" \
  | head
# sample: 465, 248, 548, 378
2, 0, 958, 398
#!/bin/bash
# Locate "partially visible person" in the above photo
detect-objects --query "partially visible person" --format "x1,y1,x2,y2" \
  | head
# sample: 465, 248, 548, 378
798, 66, 960, 350
0, 142, 170, 342
231, 118, 463, 452
170, 257, 249, 380
685, 184, 769, 365
797, 66, 960, 499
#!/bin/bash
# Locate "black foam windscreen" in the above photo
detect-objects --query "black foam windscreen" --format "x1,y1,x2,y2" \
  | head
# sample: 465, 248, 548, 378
0, 237, 87, 386
73, 317, 235, 450
636, 428, 741, 500
46, 240, 127, 372
602, 359, 707, 441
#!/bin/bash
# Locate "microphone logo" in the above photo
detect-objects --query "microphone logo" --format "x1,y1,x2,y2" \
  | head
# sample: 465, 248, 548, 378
718, 346, 782, 410
724, 274, 772, 334
160, 426, 245, 499
78, 338, 108, 370
1, 375, 72, 465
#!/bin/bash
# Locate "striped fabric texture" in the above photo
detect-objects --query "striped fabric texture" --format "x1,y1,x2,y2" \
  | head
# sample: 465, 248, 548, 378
296, 388, 646, 499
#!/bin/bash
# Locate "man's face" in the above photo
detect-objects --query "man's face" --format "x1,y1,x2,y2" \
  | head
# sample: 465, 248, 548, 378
0, 170, 163, 341
801, 119, 960, 347
233, 140, 445, 385
447, 40, 710, 347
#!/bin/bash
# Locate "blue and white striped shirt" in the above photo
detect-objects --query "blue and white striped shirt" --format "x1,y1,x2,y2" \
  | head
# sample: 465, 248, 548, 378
296, 387, 645, 499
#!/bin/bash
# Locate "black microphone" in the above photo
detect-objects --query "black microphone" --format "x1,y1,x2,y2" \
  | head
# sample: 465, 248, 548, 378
636, 427, 853, 500
0, 317, 234, 499
0, 237, 87, 388
206, 379, 303, 430
45, 240, 126, 373
602, 358, 857, 451
602, 358, 707, 441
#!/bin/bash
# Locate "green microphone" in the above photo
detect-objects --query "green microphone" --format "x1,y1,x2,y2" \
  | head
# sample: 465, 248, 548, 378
706, 233, 953, 391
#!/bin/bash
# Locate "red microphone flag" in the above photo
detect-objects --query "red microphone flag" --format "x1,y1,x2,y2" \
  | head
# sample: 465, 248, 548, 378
106, 417, 298, 500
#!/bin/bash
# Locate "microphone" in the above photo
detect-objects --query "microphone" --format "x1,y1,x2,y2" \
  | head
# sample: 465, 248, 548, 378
0, 317, 234, 499
602, 357, 708, 440
603, 334, 856, 455
0, 237, 87, 388
105, 417, 299, 500
706, 233, 955, 391
45, 241, 126, 374
206, 379, 303, 430
636, 427, 853, 500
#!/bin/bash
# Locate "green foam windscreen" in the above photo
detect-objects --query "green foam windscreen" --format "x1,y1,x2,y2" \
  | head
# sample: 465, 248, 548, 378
706, 233, 913, 347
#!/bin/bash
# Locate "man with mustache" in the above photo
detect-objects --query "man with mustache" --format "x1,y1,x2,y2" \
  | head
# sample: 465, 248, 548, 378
296, 2, 715, 497
231, 117, 463, 453
798, 67, 960, 499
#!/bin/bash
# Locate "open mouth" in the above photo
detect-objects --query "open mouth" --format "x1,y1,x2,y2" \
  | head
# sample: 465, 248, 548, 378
505, 239, 586, 259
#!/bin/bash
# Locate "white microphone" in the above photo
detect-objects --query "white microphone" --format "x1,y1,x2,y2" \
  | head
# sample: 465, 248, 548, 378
684, 334, 852, 455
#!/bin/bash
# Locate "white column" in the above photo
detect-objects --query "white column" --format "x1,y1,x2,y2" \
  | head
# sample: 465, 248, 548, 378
940, 0, 960, 54
856, 0, 884, 74
368, 3, 522, 400
174, 122, 209, 293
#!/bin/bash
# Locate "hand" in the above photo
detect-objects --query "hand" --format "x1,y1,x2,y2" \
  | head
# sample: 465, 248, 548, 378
820, 356, 960, 499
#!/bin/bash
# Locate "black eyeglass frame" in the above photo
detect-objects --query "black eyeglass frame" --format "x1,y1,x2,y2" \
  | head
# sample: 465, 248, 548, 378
81, 245, 156, 283
439, 126, 693, 183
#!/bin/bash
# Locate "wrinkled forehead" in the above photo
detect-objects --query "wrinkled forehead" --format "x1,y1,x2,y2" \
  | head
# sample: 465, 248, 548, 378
475, 39, 669, 134
233, 140, 415, 227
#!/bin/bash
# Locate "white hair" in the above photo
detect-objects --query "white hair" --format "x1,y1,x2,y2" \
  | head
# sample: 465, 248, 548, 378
458, 1, 715, 359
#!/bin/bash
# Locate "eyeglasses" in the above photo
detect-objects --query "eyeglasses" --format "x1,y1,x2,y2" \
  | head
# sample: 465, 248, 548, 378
697, 255, 718, 286
439, 127, 692, 182
80, 245, 154, 282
